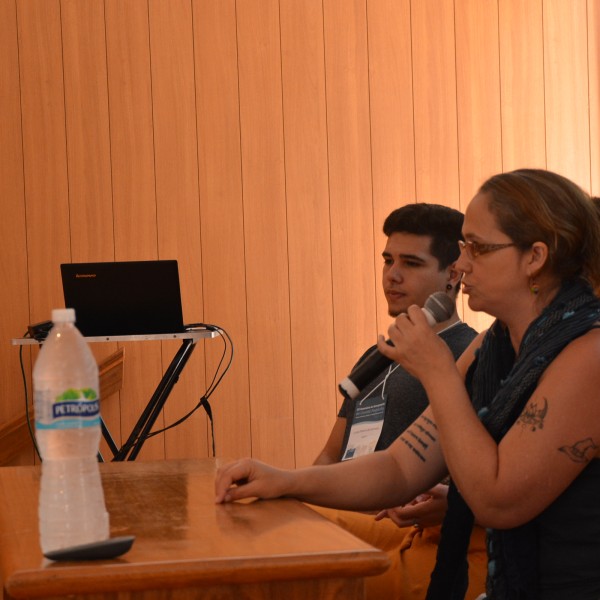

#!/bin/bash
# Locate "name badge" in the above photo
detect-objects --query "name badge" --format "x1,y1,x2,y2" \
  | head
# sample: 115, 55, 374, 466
341, 394, 387, 461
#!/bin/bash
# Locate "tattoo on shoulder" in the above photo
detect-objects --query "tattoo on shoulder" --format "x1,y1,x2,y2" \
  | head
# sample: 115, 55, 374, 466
517, 397, 548, 431
559, 438, 599, 463
400, 416, 438, 463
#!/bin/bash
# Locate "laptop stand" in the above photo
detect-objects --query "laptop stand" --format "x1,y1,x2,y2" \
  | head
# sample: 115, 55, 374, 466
104, 332, 216, 460
13, 330, 217, 461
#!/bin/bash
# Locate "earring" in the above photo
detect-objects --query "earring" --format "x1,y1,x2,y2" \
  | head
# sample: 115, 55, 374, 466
446, 284, 453, 291
529, 279, 540, 295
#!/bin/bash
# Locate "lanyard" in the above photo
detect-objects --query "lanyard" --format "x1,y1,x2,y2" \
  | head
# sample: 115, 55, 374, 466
357, 320, 462, 405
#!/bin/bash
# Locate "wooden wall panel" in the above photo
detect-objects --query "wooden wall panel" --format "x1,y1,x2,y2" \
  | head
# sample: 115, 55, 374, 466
105, 1, 157, 261
0, 0, 34, 464
280, 0, 336, 467
366, 0, 415, 337
105, 0, 163, 460
192, 0, 251, 461
236, 0, 295, 467
15, 0, 70, 460
455, 0, 501, 333
543, 0, 590, 190
323, 0, 378, 392
61, 1, 115, 262
2, 0, 599, 468
17, 0, 71, 321
148, 0, 208, 459
411, 0, 460, 206
588, 0, 600, 196
455, 0, 502, 202
60, 0, 121, 456
498, 0, 546, 171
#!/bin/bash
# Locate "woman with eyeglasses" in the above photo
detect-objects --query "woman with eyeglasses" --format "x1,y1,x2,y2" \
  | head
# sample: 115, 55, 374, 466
215, 169, 600, 600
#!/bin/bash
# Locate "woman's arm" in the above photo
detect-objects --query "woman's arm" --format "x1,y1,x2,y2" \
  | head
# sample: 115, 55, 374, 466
379, 307, 600, 529
445, 329, 600, 528
215, 409, 449, 510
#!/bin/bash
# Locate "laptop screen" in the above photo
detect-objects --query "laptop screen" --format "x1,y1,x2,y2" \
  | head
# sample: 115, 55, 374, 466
60, 260, 185, 336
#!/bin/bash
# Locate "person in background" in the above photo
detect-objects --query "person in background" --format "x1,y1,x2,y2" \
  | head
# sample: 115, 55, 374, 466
312, 203, 485, 600
215, 169, 600, 599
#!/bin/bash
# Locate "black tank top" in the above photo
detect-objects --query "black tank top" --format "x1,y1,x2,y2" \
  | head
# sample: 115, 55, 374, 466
536, 458, 600, 599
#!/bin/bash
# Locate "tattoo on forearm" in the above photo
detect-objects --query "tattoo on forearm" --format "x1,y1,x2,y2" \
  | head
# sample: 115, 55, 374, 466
400, 435, 426, 462
400, 416, 438, 463
406, 428, 428, 450
415, 422, 437, 443
420, 415, 438, 431
558, 438, 599, 463
517, 397, 548, 431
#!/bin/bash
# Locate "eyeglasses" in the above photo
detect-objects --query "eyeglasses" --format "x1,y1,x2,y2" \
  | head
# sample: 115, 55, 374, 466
458, 239, 517, 259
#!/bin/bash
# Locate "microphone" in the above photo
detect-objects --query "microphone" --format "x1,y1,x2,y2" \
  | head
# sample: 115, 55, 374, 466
338, 292, 455, 400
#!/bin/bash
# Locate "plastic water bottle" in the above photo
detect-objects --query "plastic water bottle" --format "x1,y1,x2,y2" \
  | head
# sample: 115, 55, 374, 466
33, 308, 109, 553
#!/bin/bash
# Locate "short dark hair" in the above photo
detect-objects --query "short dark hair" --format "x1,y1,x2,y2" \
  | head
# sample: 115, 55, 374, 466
383, 203, 464, 269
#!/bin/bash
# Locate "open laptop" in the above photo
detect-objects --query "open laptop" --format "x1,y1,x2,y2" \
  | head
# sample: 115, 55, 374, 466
60, 260, 186, 337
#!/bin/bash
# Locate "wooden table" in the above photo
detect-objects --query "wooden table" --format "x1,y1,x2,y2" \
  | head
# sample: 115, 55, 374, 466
0, 459, 390, 600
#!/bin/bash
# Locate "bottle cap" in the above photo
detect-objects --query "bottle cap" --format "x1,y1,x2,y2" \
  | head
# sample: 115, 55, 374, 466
52, 308, 76, 324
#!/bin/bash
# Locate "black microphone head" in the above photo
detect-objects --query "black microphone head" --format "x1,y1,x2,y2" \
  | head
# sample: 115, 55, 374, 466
424, 292, 455, 323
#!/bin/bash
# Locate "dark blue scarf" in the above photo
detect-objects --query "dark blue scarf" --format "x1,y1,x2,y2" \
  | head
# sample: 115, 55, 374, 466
426, 279, 600, 600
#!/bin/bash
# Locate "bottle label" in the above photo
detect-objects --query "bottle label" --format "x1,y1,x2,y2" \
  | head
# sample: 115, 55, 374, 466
35, 388, 100, 429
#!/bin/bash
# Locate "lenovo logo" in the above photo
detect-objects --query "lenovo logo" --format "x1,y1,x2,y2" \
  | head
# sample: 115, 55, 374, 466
75, 273, 97, 278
